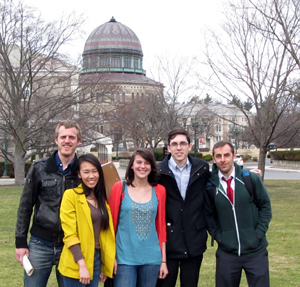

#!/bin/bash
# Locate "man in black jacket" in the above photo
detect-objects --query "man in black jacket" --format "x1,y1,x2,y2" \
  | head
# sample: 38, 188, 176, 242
156, 128, 210, 287
15, 120, 82, 287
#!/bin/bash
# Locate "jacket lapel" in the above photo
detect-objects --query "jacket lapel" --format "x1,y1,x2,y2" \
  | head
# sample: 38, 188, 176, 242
78, 194, 94, 234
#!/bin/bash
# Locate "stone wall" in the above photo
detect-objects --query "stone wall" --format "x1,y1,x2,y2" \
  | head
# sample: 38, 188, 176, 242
273, 160, 300, 170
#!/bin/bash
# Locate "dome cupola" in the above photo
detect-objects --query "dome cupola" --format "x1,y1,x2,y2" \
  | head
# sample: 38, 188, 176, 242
82, 17, 145, 75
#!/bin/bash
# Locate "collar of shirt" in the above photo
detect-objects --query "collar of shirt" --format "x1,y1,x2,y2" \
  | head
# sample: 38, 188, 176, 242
168, 155, 191, 172
55, 152, 77, 176
218, 168, 235, 193
168, 156, 191, 200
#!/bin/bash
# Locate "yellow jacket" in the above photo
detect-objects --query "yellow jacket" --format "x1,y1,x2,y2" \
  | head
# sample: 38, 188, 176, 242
58, 184, 116, 279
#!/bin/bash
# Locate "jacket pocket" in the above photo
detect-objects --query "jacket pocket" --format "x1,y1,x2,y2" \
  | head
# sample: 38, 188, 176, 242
194, 220, 206, 230
219, 230, 239, 253
40, 179, 58, 199
36, 179, 60, 230
166, 224, 185, 253
36, 203, 60, 230
239, 228, 260, 251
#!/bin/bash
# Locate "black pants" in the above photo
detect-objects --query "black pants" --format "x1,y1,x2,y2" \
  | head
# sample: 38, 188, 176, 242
216, 248, 270, 287
156, 255, 203, 287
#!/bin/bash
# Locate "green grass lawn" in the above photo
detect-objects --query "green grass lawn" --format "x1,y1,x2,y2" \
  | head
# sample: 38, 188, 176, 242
1, 180, 299, 287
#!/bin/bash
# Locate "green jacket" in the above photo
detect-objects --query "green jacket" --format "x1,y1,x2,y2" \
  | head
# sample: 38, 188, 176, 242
204, 163, 272, 257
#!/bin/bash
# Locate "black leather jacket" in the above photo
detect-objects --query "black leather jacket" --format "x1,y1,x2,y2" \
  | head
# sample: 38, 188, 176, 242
15, 151, 80, 248
158, 154, 210, 259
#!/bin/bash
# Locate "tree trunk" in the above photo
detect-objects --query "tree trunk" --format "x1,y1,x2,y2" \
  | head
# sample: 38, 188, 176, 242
258, 146, 267, 181
14, 141, 26, 185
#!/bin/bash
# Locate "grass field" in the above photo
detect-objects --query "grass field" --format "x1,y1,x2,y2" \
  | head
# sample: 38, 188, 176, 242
0, 180, 299, 287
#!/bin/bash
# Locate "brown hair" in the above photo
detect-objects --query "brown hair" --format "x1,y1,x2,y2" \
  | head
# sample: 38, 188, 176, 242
167, 128, 190, 144
125, 148, 160, 187
212, 141, 234, 156
54, 120, 82, 141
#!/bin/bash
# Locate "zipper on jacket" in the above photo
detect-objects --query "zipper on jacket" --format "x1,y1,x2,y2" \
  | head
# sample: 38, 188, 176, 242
218, 188, 241, 256
232, 205, 241, 256
57, 174, 66, 243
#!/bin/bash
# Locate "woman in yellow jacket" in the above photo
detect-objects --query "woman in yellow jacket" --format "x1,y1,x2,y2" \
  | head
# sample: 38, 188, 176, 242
58, 154, 115, 287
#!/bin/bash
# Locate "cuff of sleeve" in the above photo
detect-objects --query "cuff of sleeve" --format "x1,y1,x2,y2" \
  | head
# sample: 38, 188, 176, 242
15, 237, 28, 249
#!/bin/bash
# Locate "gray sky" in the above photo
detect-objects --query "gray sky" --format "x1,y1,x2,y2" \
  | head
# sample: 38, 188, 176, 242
25, 0, 223, 70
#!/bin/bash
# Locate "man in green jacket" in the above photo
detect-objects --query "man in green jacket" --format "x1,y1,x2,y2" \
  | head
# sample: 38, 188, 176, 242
204, 141, 272, 287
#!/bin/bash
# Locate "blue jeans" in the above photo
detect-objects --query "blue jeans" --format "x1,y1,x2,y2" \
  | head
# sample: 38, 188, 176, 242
24, 236, 64, 287
63, 249, 101, 287
114, 264, 160, 287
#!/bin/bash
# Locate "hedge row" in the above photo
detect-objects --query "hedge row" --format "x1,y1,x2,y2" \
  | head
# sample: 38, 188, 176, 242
0, 162, 32, 178
154, 150, 213, 162
271, 150, 300, 161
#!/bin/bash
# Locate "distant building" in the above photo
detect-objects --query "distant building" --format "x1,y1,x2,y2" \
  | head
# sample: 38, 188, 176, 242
179, 102, 252, 151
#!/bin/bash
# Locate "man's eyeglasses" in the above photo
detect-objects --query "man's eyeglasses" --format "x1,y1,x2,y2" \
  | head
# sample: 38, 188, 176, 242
169, 142, 189, 148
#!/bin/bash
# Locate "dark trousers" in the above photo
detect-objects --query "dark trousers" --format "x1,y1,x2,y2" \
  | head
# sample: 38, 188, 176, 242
216, 248, 270, 287
156, 255, 203, 287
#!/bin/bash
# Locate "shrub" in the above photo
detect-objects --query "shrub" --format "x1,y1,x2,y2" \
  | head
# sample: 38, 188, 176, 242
243, 154, 252, 162
188, 152, 203, 159
203, 154, 213, 161
0, 162, 32, 178
154, 149, 164, 161
271, 150, 300, 161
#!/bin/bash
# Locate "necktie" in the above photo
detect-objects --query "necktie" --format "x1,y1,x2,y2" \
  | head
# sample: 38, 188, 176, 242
222, 177, 234, 204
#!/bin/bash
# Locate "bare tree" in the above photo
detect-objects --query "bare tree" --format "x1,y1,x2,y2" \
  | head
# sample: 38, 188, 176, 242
108, 92, 170, 151
0, 0, 90, 184
249, 0, 300, 70
149, 54, 201, 132
200, 0, 300, 177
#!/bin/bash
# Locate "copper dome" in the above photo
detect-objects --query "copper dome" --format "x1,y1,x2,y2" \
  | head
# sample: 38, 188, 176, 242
81, 17, 145, 75
83, 17, 143, 56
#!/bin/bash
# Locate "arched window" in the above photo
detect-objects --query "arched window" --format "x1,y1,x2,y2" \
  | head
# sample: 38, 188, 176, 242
112, 57, 121, 68
124, 57, 132, 68
134, 57, 139, 68
100, 56, 109, 68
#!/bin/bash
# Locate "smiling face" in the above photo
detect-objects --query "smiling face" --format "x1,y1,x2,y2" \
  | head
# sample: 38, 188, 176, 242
131, 154, 151, 180
78, 161, 99, 189
213, 144, 235, 178
55, 125, 81, 159
167, 134, 192, 167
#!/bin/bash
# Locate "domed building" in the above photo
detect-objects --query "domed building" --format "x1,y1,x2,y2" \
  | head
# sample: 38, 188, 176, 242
80, 17, 163, 104
78, 17, 164, 156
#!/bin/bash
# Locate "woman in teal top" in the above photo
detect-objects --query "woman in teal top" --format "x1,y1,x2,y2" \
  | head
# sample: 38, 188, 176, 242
109, 148, 168, 287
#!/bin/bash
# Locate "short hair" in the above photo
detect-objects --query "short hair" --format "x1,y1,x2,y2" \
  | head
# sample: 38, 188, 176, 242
167, 128, 190, 144
54, 120, 82, 141
125, 148, 160, 187
212, 141, 234, 156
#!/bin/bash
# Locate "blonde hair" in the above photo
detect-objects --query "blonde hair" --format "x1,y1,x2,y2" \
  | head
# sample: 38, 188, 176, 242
54, 120, 82, 141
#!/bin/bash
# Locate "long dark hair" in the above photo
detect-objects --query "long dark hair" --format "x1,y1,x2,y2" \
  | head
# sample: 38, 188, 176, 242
76, 154, 109, 230
125, 148, 160, 187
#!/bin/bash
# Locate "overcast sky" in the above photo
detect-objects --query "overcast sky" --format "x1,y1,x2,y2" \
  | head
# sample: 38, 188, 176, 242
25, 0, 223, 71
